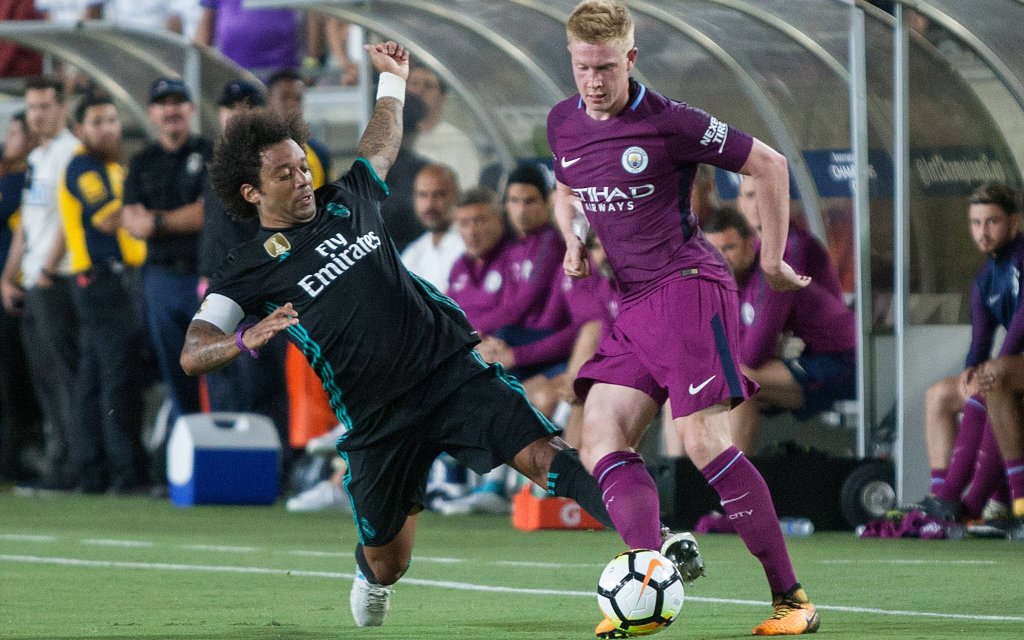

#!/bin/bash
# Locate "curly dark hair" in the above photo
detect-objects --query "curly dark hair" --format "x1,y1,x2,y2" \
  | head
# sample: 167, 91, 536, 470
210, 110, 310, 222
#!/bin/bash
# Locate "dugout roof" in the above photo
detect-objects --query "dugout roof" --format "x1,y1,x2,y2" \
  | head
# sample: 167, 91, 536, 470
0, 21, 263, 137
246, 1, 1020, 290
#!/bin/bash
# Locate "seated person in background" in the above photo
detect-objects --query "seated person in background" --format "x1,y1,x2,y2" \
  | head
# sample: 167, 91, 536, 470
737, 173, 844, 301
528, 233, 620, 446
476, 164, 576, 381
689, 163, 718, 226
704, 207, 856, 454
445, 179, 576, 515
400, 163, 463, 292
977, 345, 1024, 537
916, 182, 1024, 522
448, 187, 514, 334
658, 170, 843, 458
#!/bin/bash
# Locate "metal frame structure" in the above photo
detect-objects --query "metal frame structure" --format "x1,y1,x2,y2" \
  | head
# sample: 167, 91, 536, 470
0, 21, 262, 136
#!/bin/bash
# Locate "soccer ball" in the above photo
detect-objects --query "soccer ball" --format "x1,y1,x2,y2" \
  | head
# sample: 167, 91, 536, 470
597, 549, 685, 636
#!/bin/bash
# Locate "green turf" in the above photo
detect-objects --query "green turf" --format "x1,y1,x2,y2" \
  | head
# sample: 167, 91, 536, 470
1, 490, 1022, 639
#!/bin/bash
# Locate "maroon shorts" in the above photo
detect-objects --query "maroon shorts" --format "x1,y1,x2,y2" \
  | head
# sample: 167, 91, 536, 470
574, 274, 757, 417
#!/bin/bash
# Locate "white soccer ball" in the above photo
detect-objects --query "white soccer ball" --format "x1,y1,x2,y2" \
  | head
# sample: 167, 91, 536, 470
596, 549, 685, 636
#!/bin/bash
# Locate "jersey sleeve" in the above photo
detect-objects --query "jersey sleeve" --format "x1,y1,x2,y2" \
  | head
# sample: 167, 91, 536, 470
327, 157, 389, 205
547, 101, 570, 186
965, 280, 997, 367
204, 250, 263, 326
665, 103, 753, 173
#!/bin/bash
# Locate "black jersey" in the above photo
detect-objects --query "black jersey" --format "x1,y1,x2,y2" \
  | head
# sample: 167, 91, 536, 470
208, 159, 477, 440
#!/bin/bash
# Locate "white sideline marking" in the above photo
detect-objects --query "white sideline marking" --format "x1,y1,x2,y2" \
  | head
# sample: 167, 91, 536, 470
1, 554, 1022, 623
0, 534, 1005, 569
0, 534, 57, 542
286, 550, 350, 558
494, 560, 604, 568
81, 539, 154, 548
820, 559, 998, 565
182, 544, 257, 553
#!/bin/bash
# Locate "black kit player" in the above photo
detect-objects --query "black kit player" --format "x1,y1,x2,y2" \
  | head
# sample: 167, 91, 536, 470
179, 41, 644, 629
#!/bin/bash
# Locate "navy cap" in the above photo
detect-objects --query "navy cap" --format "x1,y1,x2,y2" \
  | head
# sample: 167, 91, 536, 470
149, 77, 191, 103
218, 79, 266, 108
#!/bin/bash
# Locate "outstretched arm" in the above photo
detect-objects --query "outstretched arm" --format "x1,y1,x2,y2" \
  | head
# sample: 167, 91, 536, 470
357, 41, 410, 181
180, 302, 299, 376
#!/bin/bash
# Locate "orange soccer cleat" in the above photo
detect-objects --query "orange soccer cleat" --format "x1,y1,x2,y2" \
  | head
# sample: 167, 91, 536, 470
752, 586, 820, 636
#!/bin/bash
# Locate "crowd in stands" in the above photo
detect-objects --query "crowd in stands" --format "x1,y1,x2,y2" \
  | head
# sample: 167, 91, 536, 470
0, 1, 362, 87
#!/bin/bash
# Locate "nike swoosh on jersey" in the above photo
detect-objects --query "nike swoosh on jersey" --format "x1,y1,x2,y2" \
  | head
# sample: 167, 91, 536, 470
688, 375, 716, 395
719, 491, 750, 506
560, 156, 582, 168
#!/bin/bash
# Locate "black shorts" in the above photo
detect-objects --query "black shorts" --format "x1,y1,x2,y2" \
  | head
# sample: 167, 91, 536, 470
338, 349, 560, 546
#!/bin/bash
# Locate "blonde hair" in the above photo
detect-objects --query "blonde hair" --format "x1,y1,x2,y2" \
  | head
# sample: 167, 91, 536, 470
566, 0, 635, 54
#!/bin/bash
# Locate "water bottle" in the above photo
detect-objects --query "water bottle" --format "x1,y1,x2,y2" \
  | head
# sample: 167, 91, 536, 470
779, 517, 814, 537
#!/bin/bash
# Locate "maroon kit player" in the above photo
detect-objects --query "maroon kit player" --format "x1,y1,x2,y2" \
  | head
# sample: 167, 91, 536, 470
547, 2, 819, 636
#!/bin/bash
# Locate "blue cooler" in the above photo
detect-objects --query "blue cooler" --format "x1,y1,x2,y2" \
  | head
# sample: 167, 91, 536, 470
167, 413, 281, 506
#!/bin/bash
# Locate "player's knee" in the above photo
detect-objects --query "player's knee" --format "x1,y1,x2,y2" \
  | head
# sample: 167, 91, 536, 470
986, 358, 1016, 391
368, 557, 408, 586
925, 378, 956, 409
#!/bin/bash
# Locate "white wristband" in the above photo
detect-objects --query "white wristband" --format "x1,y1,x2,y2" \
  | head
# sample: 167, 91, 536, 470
376, 72, 406, 102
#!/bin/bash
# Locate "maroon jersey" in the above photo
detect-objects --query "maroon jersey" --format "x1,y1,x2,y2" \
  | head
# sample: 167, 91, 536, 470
548, 80, 754, 301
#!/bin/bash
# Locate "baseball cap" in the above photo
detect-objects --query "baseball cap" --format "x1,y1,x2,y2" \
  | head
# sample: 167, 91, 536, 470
149, 77, 191, 103
218, 79, 266, 108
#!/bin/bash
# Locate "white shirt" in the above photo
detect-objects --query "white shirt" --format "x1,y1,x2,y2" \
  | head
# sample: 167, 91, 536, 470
35, 0, 100, 23
20, 128, 79, 287
99, 0, 197, 35
414, 121, 482, 191
400, 227, 466, 294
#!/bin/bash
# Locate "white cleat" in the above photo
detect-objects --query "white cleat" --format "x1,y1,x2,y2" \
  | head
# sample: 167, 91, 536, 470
434, 489, 510, 515
285, 480, 349, 513
350, 571, 393, 627
305, 424, 348, 456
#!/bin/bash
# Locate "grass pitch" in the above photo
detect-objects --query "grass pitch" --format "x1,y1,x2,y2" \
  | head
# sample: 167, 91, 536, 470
1, 490, 1022, 639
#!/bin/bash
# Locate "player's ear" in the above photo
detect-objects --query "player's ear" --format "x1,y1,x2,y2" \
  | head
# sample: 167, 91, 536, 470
240, 183, 260, 206
626, 47, 638, 69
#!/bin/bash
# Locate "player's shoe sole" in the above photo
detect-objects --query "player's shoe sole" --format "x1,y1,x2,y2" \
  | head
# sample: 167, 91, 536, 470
660, 529, 705, 584
752, 586, 820, 636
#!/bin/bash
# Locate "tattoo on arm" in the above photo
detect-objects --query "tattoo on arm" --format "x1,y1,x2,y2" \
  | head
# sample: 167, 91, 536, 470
357, 97, 403, 180
181, 319, 239, 375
